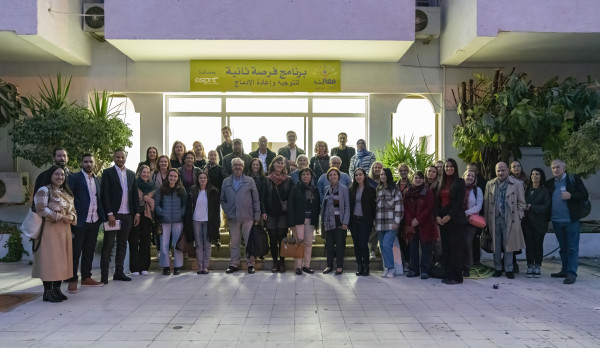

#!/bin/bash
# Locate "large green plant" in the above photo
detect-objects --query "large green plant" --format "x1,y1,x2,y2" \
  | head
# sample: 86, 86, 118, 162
376, 136, 436, 180
552, 112, 600, 178
10, 75, 132, 173
452, 69, 599, 179
0, 78, 28, 127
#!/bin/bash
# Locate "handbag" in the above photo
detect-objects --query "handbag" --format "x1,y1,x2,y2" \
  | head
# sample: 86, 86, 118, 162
20, 209, 44, 239
280, 230, 304, 258
468, 214, 486, 228
480, 226, 493, 253
175, 230, 195, 254
275, 185, 287, 213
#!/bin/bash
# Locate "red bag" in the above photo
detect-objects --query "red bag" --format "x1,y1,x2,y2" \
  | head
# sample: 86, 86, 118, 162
468, 214, 486, 228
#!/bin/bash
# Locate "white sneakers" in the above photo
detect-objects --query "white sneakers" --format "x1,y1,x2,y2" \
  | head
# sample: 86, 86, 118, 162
382, 268, 395, 278
141, 271, 149, 276
131, 272, 140, 276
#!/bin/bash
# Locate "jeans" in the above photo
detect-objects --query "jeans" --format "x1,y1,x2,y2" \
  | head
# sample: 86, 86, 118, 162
350, 216, 371, 266
552, 221, 580, 277
160, 222, 184, 268
129, 216, 152, 272
378, 230, 395, 270
193, 221, 211, 270
325, 228, 346, 269
101, 213, 133, 277
70, 220, 101, 281
294, 219, 314, 269
409, 231, 432, 275
229, 220, 254, 267
493, 216, 513, 272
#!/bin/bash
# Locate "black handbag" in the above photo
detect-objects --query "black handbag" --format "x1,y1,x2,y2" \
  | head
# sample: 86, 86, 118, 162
480, 226, 493, 253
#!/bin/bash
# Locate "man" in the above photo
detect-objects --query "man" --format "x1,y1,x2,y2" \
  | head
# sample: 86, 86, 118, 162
330, 132, 355, 175
216, 126, 233, 166
349, 139, 375, 179
32, 148, 70, 210
222, 138, 253, 175
277, 130, 305, 172
317, 156, 351, 203
66, 154, 105, 292
249, 136, 276, 172
546, 159, 589, 285
100, 149, 140, 284
220, 158, 261, 274
484, 162, 526, 279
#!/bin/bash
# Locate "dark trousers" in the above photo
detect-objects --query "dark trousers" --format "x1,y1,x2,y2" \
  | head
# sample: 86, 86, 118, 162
463, 224, 478, 270
268, 228, 287, 262
472, 228, 482, 265
409, 231, 432, 275
350, 217, 371, 265
440, 221, 465, 282
325, 228, 346, 269
129, 215, 152, 272
101, 213, 133, 277
69, 221, 101, 281
524, 226, 546, 265
398, 224, 410, 264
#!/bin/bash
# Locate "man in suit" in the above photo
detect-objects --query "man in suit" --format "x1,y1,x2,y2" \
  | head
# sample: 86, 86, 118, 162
249, 136, 276, 172
32, 147, 70, 210
277, 130, 305, 172
100, 149, 140, 284
66, 154, 105, 293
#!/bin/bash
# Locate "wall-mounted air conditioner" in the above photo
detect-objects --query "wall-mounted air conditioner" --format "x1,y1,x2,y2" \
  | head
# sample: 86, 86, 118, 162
0, 172, 29, 204
415, 7, 440, 40
83, 3, 105, 33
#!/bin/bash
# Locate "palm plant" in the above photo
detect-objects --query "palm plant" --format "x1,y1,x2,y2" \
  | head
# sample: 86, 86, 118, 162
376, 136, 436, 180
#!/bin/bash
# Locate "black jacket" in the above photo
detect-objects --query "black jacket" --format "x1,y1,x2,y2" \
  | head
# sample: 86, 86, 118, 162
287, 182, 321, 227
436, 178, 468, 225
546, 173, 589, 222
523, 185, 551, 235
101, 166, 140, 218
263, 176, 292, 217
68, 171, 105, 227
349, 184, 376, 225
249, 148, 277, 171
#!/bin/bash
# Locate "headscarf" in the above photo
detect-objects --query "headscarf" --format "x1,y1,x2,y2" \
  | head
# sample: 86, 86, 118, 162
355, 139, 371, 160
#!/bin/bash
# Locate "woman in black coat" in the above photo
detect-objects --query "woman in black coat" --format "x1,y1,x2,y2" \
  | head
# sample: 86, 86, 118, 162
523, 168, 551, 278
349, 168, 376, 276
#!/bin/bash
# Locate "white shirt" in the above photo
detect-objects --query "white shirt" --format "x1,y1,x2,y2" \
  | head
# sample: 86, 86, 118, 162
193, 190, 208, 222
84, 172, 99, 223
258, 152, 268, 172
115, 165, 130, 214
289, 148, 297, 162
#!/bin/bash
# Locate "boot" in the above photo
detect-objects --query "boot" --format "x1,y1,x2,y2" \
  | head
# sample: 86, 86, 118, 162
42, 281, 52, 302
526, 264, 534, 278
362, 263, 370, 276
356, 263, 363, 276
53, 281, 67, 300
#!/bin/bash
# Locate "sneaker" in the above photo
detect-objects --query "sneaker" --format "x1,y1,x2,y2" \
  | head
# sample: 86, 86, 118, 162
420, 273, 429, 280
384, 269, 395, 278
382, 268, 389, 278
533, 265, 541, 278
81, 278, 104, 287
226, 266, 238, 274
302, 267, 314, 274
564, 275, 576, 285
526, 265, 534, 278
405, 270, 418, 278
173, 268, 181, 275
247, 266, 255, 274
141, 271, 149, 276
296, 268, 302, 275
131, 272, 140, 277
369, 251, 376, 261
67, 281, 78, 293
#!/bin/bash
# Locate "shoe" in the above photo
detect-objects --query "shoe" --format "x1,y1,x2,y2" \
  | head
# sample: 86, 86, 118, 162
533, 265, 541, 278
405, 270, 418, 278
141, 271, 149, 276
278, 264, 286, 273
445, 280, 462, 285
420, 273, 429, 279
441, 279, 448, 284
296, 268, 302, 275
81, 278, 104, 287
162, 267, 170, 275
173, 268, 181, 275
369, 251, 376, 261
551, 271, 567, 278
462, 270, 470, 278
402, 262, 410, 273
113, 273, 132, 281
334, 269, 343, 275
564, 276, 576, 285
526, 264, 534, 278
247, 266, 255, 274
53, 287, 67, 301
197, 271, 203, 275
131, 272, 140, 277
43, 290, 62, 303
323, 267, 333, 274
492, 270, 502, 277
356, 263, 363, 276
506, 272, 515, 279
384, 269, 395, 278
513, 262, 520, 274
271, 264, 279, 273
226, 266, 238, 274
362, 264, 370, 276
100, 276, 108, 285
204, 269, 210, 274
382, 268, 389, 278
67, 281, 78, 293
302, 267, 314, 274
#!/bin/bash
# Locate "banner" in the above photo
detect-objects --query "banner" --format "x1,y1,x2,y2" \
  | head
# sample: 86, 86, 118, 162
190, 60, 340, 92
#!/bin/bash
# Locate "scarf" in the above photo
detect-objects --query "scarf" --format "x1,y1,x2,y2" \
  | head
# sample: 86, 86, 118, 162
323, 184, 339, 231
136, 177, 155, 195
405, 183, 425, 200
303, 182, 315, 202
268, 171, 287, 186
495, 178, 509, 216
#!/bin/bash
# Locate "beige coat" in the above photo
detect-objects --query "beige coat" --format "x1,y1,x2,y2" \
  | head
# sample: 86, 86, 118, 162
31, 186, 77, 281
484, 176, 526, 253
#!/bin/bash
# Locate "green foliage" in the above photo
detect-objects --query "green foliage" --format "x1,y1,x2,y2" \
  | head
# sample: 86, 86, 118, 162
9, 75, 132, 173
0, 222, 27, 263
452, 69, 600, 179
95, 228, 104, 255
375, 136, 436, 181
0, 78, 29, 127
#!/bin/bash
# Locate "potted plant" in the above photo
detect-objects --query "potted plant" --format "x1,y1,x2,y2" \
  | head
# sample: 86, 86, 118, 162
0, 221, 28, 262
376, 135, 436, 180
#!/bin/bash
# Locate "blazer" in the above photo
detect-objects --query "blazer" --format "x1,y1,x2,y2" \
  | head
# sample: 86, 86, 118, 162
101, 166, 140, 218
249, 148, 277, 171
287, 182, 321, 227
349, 184, 376, 224
68, 171, 105, 228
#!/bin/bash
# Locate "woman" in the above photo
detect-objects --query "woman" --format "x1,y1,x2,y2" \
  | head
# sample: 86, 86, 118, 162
523, 168, 551, 278
426, 165, 440, 196
510, 160, 529, 186
321, 167, 350, 275
289, 154, 310, 184
204, 150, 227, 191
170, 140, 186, 169
368, 161, 383, 188
155, 169, 187, 275
188, 172, 221, 274
403, 171, 437, 279
179, 151, 201, 190
462, 169, 483, 277
193, 140, 207, 168
287, 167, 320, 275
309, 141, 330, 179
349, 168, 376, 276
33, 166, 77, 302
263, 155, 292, 273
248, 158, 267, 219
349, 139, 376, 179
396, 163, 412, 271
396, 163, 412, 195
153, 155, 171, 189
436, 158, 467, 285
375, 168, 403, 278
129, 165, 155, 276
138, 146, 158, 172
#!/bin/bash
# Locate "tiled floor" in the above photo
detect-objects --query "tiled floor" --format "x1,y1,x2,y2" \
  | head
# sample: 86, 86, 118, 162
1, 260, 600, 347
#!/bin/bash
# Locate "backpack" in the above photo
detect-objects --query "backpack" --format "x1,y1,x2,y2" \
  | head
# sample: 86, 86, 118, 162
246, 224, 269, 258
568, 174, 591, 220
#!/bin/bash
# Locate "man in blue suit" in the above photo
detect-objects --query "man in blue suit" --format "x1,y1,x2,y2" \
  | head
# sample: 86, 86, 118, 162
66, 154, 105, 293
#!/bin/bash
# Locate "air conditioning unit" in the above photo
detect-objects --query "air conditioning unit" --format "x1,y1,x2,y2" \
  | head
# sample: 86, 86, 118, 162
415, 7, 440, 40
0, 172, 29, 204
83, 3, 105, 33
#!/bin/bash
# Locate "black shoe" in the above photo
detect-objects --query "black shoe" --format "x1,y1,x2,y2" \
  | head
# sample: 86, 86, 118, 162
356, 263, 363, 276
334, 269, 343, 275
506, 272, 515, 279
463, 270, 470, 278
173, 268, 181, 275
247, 266, 255, 274
101, 276, 108, 285
405, 271, 419, 278
323, 267, 333, 274
162, 267, 170, 275
52, 288, 67, 301
226, 266, 238, 274
271, 262, 279, 273
302, 267, 314, 274
362, 264, 370, 276
564, 276, 576, 285
278, 264, 286, 273
492, 270, 503, 277
513, 263, 520, 274
44, 290, 62, 303
113, 273, 132, 281
445, 280, 461, 285
296, 268, 302, 275
197, 271, 203, 275
551, 271, 567, 278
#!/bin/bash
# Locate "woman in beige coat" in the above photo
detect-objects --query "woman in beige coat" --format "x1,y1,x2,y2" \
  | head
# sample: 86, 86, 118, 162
33, 166, 77, 303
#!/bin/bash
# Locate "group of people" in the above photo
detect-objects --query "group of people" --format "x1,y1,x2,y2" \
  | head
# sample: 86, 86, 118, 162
29, 129, 590, 302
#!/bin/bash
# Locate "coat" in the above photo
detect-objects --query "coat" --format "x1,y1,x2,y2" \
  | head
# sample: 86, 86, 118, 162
185, 185, 221, 243
523, 185, 551, 237
263, 175, 292, 217
545, 174, 589, 222
287, 182, 321, 227
484, 176, 526, 253
220, 174, 261, 222
249, 148, 277, 172
349, 184, 376, 225
155, 189, 187, 223
403, 185, 438, 243
101, 166, 140, 219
